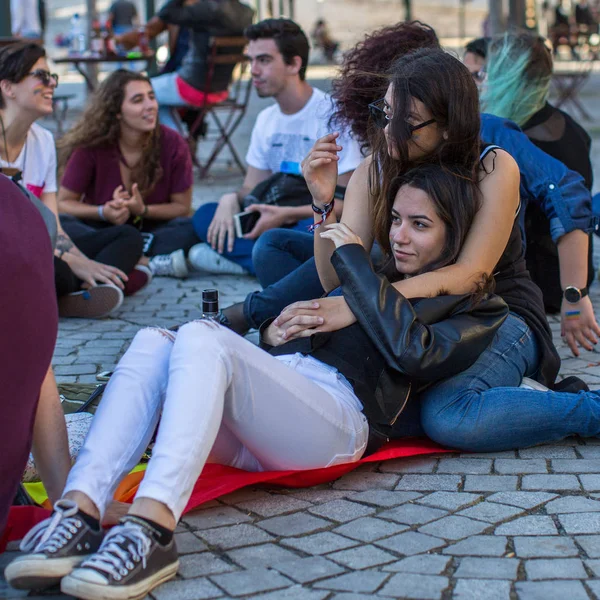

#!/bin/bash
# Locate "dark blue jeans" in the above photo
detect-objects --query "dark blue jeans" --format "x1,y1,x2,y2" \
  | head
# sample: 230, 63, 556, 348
192, 203, 313, 276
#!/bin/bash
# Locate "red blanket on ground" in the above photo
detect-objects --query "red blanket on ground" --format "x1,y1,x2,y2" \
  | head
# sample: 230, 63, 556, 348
2, 438, 450, 552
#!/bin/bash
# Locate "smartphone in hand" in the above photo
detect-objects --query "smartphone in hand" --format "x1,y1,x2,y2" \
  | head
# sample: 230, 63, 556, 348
233, 210, 260, 238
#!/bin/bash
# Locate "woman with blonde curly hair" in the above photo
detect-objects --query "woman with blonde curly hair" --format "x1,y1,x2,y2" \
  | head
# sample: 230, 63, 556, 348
58, 69, 199, 281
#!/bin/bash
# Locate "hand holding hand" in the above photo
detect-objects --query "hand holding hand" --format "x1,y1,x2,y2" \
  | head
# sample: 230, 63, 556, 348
301, 132, 342, 207
319, 222, 364, 249
122, 183, 146, 217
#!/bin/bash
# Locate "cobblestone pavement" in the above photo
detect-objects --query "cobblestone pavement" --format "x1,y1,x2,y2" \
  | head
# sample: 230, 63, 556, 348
4, 79, 600, 600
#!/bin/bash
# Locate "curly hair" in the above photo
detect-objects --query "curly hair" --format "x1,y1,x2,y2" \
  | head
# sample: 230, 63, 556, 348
58, 69, 163, 196
329, 21, 440, 149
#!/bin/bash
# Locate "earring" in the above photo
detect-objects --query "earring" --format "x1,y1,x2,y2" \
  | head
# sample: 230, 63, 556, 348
443, 132, 449, 140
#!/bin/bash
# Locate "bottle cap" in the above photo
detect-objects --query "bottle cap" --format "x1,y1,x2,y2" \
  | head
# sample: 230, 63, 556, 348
202, 288, 219, 314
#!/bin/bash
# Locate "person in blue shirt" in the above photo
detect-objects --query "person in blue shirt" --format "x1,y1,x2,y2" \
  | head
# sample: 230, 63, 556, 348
220, 21, 598, 360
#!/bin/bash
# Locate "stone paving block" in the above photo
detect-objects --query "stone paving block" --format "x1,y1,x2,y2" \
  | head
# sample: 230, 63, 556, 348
226, 543, 300, 569
518, 446, 578, 459
273, 556, 346, 584
377, 573, 449, 599
328, 544, 397, 570
524, 558, 587, 580
308, 499, 376, 523
586, 581, 600, 600
234, 495, 313, 517
545, 496, 600, 513
577, 446, 600, 459
418, 515, 490, 540
494, 459, 548, 474
382, 554, 451, 575
178, 552, 238, 578
437, 458, 492, 474
332, 471, 399, 491
375, 531, 447, 555
587, 559, 600, 576
286, 489, 350, 504
579, 474, 600, 491
453, 579, 511, 600
258, 513, 331, 537
463, 476, 518, 492
281, 532, 358, 555
152, 578, 225, 599
196, 524, 275, 550
559, 512, 600, 534
395, 475, 461, 491
378, 503, 448, 526
521, 474, 581, 491
182, 506, 252, 530
442, 536, 508, 556
347, 491, 422, 507
486, 491, 558, 509
313, 570, 390, 593
253, 587, 329, 600
495, 516, 558, 536
174, 531, 208, 554
552, 459, 600, 473
416, 492, 482, 511
209, 567, 292, 597
379, 456, 440, 474
513, 536, 579, 557
461, 451, 517, 458
515, 581, 589, 600
54, 363, 97, 375
457, 502, 525, 523
219, 488, 272, 506
333, 517, 408, 542
454, 557, 518, 580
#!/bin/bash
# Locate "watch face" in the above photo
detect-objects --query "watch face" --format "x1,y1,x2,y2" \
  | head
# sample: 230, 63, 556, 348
564, 287, 582, 303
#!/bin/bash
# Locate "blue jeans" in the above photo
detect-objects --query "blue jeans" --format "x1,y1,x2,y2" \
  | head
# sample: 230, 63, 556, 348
192, 204, 313, 277
420, 313, 600, 451
151, 72, 188, 131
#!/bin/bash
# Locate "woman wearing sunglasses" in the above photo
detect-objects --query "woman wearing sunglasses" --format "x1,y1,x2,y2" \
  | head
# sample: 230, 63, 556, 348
0, 42, 144, 318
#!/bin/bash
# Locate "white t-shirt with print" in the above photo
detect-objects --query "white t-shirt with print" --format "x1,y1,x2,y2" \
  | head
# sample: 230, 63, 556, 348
0, 123, 57, 199
245, 87, 362, 176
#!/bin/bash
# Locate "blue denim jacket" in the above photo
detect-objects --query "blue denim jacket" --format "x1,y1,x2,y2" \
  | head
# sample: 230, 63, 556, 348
480, 113, 595, 242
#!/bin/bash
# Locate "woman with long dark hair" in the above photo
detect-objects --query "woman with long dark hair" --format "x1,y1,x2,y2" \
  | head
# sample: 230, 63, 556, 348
58, 69, 199, 281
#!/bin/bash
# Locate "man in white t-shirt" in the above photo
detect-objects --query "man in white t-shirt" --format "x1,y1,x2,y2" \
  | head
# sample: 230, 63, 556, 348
189, 18, 362, 275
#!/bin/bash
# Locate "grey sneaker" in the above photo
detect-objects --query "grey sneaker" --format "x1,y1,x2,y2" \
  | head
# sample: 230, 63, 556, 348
148, 249, 189, 278
61, 516, 179, 600
58, 284, 124, 319
4, 499, 104, 590
188, 243, 248, 275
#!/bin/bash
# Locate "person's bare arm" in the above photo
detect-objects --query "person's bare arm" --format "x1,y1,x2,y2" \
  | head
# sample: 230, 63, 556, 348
142, 187, 192, 221
558, 229, 600, 355
58, 186, 104, 221
31, 366, 70, 504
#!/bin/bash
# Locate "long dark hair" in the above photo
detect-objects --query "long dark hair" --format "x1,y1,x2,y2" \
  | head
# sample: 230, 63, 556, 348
0, 42, 46, 109
58, 69, 163, 196
371, 48, 481, 251
329, 21, 440, 149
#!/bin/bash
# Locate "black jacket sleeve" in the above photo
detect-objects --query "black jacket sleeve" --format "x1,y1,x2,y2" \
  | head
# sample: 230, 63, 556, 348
331, 244, 509, 380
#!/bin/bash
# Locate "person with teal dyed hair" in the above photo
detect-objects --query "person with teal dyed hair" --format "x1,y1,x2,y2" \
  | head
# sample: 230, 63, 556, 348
482, 32, 594, 314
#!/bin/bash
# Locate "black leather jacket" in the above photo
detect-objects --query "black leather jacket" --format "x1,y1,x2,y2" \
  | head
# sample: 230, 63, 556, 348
263, 244, 509, 432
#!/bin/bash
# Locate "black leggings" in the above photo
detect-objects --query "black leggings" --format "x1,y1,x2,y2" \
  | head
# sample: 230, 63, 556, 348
56, 216, 143, 297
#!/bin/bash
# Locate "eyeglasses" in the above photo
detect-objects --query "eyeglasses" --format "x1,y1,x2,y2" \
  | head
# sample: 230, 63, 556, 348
28, 69, 59, 87
368, 98, 436, 133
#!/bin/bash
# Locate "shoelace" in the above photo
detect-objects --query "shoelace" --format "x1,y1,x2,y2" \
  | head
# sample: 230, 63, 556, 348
81, 524, 151, 581
149, 255, 173, 275
20, 500, 82, 554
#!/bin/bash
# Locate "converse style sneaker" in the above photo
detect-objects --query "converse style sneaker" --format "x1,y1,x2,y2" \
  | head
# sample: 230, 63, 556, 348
148, 249, 189, 278
58, 284, 124, 319
61, 516, 179, 600
4, 499, 104, 590
187, 243, 248, 275
123, 265, 153, 296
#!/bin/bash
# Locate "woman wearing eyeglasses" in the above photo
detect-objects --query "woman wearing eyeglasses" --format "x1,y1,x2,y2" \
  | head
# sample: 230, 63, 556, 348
0, 42, 144, 318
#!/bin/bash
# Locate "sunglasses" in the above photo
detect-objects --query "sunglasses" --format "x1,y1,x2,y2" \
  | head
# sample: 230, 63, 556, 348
28, 69, 59, 87
368, 98, 436, 133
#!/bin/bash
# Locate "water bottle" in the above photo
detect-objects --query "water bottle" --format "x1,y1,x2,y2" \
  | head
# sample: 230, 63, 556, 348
69, 13, 86, 55
202, 289, 220, 322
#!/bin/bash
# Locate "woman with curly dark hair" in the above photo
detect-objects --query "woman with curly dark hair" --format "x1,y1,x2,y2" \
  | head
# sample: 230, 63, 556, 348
58, 70, 199, 281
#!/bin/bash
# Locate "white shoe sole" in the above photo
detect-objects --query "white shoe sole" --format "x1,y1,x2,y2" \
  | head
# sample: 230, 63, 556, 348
5, 554, 88, 590
58, 285, 124, 319
520, 377, 550, 392
60, 560, 179, 600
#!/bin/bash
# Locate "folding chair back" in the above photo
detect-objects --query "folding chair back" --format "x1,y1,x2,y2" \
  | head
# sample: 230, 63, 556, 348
188, 35, 251, 178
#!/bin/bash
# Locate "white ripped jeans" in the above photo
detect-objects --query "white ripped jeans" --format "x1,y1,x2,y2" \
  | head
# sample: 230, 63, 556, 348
63, 322, 369, 521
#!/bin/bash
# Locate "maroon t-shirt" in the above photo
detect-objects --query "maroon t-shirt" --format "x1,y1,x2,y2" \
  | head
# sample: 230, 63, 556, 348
60, 125, 193, 206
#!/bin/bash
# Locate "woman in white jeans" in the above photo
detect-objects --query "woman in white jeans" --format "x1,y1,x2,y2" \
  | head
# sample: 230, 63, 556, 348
6, 165, 507, 600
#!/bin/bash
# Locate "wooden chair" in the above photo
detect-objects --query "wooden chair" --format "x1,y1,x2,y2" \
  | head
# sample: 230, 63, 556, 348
169, 36, 251, 179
